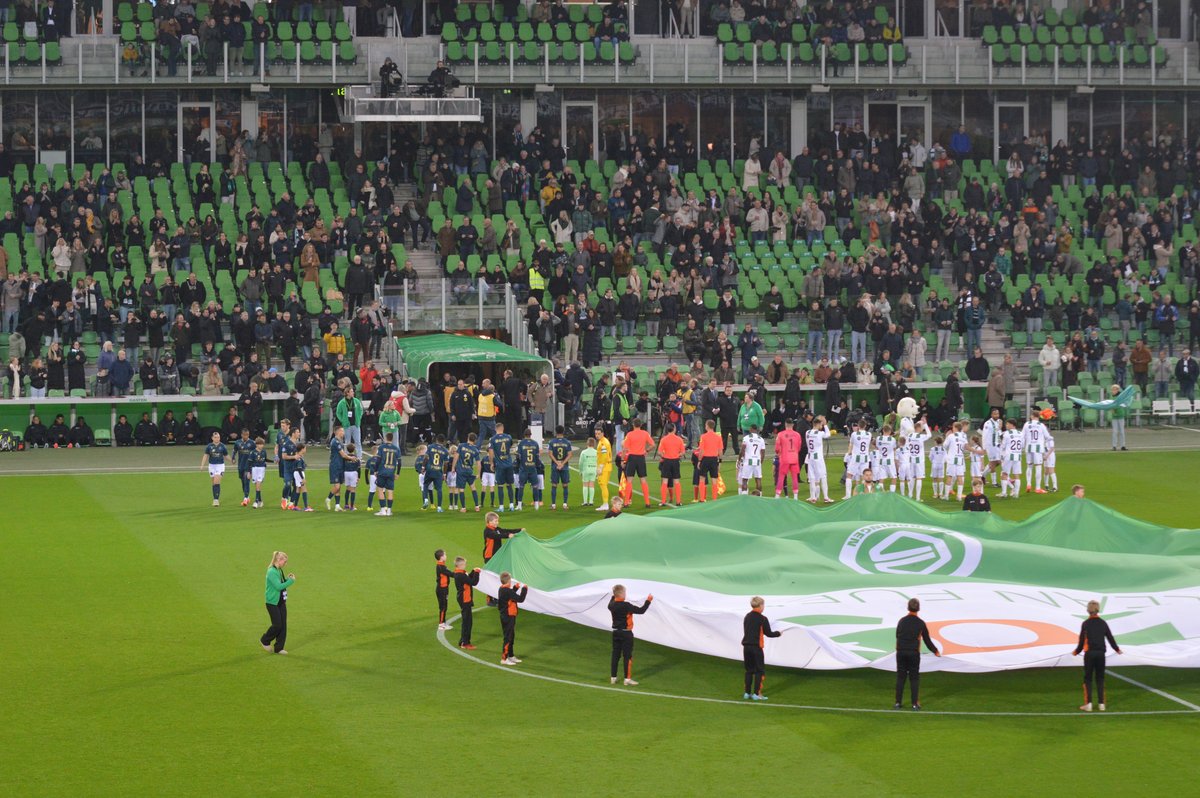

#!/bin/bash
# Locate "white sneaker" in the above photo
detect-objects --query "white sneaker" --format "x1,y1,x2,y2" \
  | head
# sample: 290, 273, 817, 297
596, 503, 609, 512
563, 504, 569, 510
515, 502, 523, 511
1098, 703, 1106, 712
325, 497, 332, 510
508, 656, 522, 664
501, 658, 516, 665
375, 510, 388, 516
334, 505, 343, 512
1079, 703, 1092, 712
610, 676, 618, 684
276, 650, 288, 655
437, 623, 451, 631
261, 642, 272, 652
623, 678, 639, 686
213, 499, 220, 506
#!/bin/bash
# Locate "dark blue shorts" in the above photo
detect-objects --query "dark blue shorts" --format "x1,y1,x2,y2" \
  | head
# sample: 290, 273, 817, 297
551, 466, 570, 484
375, 473, 395, 491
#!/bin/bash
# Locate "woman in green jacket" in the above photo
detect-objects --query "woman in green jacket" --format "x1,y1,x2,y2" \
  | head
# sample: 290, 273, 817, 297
737, 393, 765, 435
261, 551, 296, 655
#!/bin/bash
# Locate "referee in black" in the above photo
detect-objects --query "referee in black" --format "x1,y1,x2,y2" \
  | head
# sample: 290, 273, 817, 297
1073, 599, 1122, 712
895, 597, 940, 710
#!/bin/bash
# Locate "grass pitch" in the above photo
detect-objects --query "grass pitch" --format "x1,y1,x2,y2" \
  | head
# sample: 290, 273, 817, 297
2, 440, 1199, 796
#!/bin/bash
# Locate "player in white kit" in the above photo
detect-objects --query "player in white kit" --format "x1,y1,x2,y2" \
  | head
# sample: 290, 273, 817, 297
981, 408, 1005, 487
928, 437, 947, 499
1022, 411, 1049, 493
874, 425, 899, 492
944, 421, 969, 501
804, 417, 833, 503
903, 421, 931, 501
845, 422, 874, 499
1000, 418, 1024, 497
967, 433, 987, 483
738, 426, 766, 495
1043, 428, 1058, 492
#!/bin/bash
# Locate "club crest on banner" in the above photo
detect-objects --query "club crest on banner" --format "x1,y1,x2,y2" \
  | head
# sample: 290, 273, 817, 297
839, 523, 983, 577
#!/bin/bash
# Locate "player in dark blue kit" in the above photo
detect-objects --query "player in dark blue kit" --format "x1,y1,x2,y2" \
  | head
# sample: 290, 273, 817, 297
274, 419, 293, 509
342, 444, 361, 511
479, 447, 497, 508
454, 433, 482, 513
234, 428, 256, 506
374, 432, 401, 517
424, 435, 450, 512
546, 426, 573, 510
248, 436, 269, 508
365, 445, 381, 510
291, 445, 313, 511
279, 427, 301, 510
514, 428, 543, 511
201, 430, 229, 506
490, 422, 516, 512
326, 425, 348, 511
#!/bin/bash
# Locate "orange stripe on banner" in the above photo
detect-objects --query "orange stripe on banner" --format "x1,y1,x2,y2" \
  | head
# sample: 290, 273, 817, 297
925, 619, 1078, 655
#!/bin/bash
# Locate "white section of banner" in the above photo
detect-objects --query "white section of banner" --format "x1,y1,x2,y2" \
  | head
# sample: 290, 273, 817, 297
477, 572, 1200, 672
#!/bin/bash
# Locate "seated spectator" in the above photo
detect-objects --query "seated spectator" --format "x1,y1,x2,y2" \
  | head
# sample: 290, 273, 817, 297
180, 411, 203, 445
68, 417, 95, 447
46, 414, 70, 447
114, 414, 134, 446
134, 412, 160, 445
24, 415, 48, 447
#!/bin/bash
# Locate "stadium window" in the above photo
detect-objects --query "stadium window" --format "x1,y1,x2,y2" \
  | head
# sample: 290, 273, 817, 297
110, 91, 143, 165
4, 94, 35, 166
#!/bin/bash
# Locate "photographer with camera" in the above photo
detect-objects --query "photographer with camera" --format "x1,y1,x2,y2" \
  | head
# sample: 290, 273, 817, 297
379, 57, 402, 98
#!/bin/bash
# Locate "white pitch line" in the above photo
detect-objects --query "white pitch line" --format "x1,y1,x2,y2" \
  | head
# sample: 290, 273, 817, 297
436, 616, 1196, 718
1110, 670, 1200, 712
1161, 425, 1200, 434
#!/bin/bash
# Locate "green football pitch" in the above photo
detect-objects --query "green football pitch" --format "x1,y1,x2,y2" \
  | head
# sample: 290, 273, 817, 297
3, 436, 1199, 796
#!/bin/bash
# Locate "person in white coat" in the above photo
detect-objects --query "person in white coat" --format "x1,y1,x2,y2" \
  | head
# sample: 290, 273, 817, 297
1038, 336, 1061, 395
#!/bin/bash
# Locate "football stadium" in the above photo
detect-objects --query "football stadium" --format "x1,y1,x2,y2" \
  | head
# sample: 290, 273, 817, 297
3, 0, 1200, 793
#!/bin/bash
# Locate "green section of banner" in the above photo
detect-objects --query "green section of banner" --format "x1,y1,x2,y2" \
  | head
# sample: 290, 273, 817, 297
486, 494, 1200, 594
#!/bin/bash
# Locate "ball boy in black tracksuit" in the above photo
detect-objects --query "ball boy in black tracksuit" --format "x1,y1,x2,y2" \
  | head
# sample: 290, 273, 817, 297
1073, 599, 1122, 712
608, 585, 653, 686
435, 550, 454, 631
453, 557, 482, 649
497, 571, 528, 665
482, 512, 523, 606
742, 596, 781, 701
895, 597, 940, 710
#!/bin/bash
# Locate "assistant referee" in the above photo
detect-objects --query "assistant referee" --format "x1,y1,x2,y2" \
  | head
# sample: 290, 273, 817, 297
261, 551, 296, 655
895, 598, 939, 709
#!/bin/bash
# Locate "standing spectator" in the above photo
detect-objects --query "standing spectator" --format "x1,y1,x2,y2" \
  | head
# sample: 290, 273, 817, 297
1151, 349, 1172, 399
335, 384, 365, 451
1038, 336, 1061, 395
1129, 339, 1152, 394
1175, 349, 1198, 404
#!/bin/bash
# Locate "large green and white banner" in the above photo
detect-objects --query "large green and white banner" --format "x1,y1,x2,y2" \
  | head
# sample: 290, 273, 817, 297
480, 495, 1200, 671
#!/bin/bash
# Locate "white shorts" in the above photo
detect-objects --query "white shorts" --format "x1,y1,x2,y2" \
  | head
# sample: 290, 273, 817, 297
209, 463, 226, 477
807, 459, 827, 481
897, 460, 912, 481
970, 458, 985, 478
446, 471, 457, 488
875, 462, 896, 480
251, 466, 266, 483
345, 471, 359, 488
909, 459, 926, 479
292, 471, 306, 488
846, 459, 868, 479
947, 460, 965, 477
1002, 455, 1022, 474
369, 474, 378, 493
481, 472, 496, 487
931, 463, 945, 479
986, 445, 1001, 461
1026, 450, 1044, 465
1045, 451, 1057, 468
738, 462, 762, 481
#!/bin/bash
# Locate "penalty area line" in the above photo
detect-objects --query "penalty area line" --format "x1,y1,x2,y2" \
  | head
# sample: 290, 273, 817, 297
436, 616, 1195, 718
1109, 670, 1200, 712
